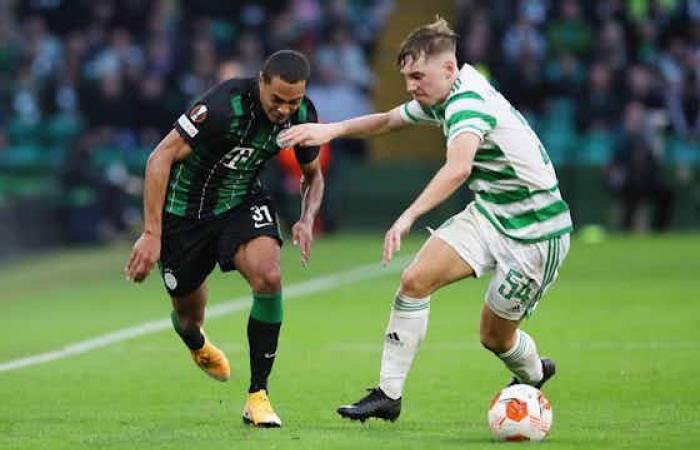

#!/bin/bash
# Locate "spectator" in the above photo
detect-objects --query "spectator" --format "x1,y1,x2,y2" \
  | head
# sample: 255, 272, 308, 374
545, 51, 586, 98
546, 0, 593, 57
0, 128, 8, 150
667, 70, 700, 139
634, 20, 662, 65
144, 32, 175, 78
626, 64, 665, 110
82, 71, 136, 129
136, 73, 172, 136
5, 0, 700, 244
459, 16, 495, 69
607, 102, 674, 231
658, 36, 688, 84
576, 62, 622, 131
501, 48, 548, 115
178, 35, 218, 99
596, 19, 628, 71
22, 16, 63, 82
307, 59, 373, 158
237, 32, 266, 78
315, 26, 373, 91
11, 63, 43, 134
0, 7, 21, 91
502, 12, 547, 64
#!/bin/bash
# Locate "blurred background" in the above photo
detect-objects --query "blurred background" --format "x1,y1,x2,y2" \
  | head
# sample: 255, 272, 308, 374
0, 0, 698, 260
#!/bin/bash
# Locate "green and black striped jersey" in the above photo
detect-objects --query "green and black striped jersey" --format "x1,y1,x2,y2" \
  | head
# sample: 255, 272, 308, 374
169, 78, 319, 219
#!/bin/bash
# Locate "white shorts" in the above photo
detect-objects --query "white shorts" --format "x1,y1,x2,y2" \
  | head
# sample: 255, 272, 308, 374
432, 202, 570, 321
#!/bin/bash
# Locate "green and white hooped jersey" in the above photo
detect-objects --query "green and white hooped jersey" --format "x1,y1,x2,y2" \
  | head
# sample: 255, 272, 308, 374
399, 63, 573, 243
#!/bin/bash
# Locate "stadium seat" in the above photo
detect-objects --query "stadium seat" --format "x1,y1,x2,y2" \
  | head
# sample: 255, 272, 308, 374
44, 114, 83, 150
576, 130, 617, 166
7, 118, 41, 145
667, 136, 700, 165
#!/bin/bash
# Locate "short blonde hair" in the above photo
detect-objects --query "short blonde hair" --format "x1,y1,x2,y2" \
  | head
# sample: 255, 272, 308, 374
397, 16, 458, 68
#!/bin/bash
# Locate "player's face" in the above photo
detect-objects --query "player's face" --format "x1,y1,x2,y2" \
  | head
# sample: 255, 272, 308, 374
259, 75, 306, 124
400, 54, 454, 106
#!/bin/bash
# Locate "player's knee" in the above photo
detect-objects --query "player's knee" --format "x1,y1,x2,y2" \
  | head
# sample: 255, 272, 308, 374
174, 312, 201, 333
400, 267, 434, 298
250, 263, 282, 294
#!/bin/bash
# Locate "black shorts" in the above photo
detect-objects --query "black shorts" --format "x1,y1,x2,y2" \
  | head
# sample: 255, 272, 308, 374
159, 193, 282, 297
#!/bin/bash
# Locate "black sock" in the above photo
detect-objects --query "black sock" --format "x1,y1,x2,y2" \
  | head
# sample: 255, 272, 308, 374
170, 311, 205, 350
247, 317, 281, 393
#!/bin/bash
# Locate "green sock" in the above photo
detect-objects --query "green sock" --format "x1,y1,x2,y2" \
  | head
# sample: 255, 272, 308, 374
248, 292, 283, 392
250, 292, 283, 324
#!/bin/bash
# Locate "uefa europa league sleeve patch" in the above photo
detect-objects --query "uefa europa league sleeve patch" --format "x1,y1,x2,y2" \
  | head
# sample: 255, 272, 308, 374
188, 104, 208, 124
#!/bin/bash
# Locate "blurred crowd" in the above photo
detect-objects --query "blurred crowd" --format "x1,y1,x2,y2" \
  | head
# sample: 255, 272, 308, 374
0, 0, 392, 242
457, 0, 700, 230
0, 0, 697, 243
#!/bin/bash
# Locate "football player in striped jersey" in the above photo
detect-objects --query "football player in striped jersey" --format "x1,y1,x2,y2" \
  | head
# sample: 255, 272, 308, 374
126, 50, 324, 428
280, 18, 572, 422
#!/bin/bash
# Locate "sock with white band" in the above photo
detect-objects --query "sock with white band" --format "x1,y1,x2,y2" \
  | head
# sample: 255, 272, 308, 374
378, 293, 431, 400
497, 329, 543, 385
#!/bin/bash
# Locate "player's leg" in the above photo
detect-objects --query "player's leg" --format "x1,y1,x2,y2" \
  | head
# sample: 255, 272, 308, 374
171, 283, 230, 381
159, 214, 226, 380
380, 236, 476, 398
233, 235, 283, 427
479, 304, 550, 387
170, 283, 207, 350
338, 235, 475, 422
481, 234, 570, 389
234, 236, 282, 394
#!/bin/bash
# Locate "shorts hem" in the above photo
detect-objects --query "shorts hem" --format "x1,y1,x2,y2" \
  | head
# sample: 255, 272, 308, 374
484, 301, 522, 322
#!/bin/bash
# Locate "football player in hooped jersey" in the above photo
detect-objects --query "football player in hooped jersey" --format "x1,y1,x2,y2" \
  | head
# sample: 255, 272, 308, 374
125, 50, 324, 428
280, 19, 573, 422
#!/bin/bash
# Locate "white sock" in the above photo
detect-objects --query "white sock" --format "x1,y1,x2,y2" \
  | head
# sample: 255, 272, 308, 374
378, 293, 430, 400
497, 329, 543, 385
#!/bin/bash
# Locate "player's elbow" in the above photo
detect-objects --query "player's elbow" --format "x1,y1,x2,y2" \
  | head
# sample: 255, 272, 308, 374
302, 166, 324, 188
384, 112, 404, 133
448, 165, 471, 184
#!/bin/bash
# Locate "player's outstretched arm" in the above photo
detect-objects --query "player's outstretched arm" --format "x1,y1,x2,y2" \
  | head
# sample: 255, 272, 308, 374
292, 157, 324, 266
126, 130, 192, 282
383, 132, 480, 265
279, 106, 406, 147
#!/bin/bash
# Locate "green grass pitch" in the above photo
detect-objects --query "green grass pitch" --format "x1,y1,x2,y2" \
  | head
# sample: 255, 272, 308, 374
0, 233, 698, 449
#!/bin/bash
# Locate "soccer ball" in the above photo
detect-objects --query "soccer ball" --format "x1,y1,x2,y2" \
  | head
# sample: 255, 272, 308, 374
487, 384, 553, 442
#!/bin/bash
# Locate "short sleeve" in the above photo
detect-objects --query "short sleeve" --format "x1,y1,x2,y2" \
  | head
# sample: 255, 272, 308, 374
293, 98, 321, 165
173, 82, 231, 147
444, 90, 495, 145
399, 100, 440, 125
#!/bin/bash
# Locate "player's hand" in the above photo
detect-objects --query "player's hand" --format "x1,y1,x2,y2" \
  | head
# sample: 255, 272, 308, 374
291, 219, 314, 266
125, 232, 161, 283
383, 213, 415, 266
278, 123, 339, 147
